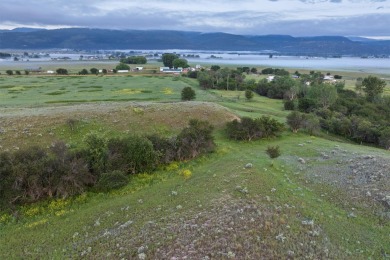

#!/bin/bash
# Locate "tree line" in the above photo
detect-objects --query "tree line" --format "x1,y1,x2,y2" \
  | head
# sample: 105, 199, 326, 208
195, 67, 389, 148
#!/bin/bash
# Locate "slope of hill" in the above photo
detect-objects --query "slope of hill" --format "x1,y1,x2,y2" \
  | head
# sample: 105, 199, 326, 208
1, 28, 390, 55
0, 79, 389, 258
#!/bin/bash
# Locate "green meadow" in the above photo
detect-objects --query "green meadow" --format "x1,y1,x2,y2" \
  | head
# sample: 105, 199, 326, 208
0, 71, 389, 259
0, 75, 216, 106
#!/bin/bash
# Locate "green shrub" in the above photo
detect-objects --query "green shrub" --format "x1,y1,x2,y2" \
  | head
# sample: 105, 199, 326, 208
107, 136, 158, 174
181, 86, 196, 101
245, 89, 254, 100
83, 133, 108, 175
226, 116, 284, 141
266, 146, 281, 159
147, 134, 178, 164
284, 100, 295, 110
95, 170, 129, 192
176, 119, 215, 160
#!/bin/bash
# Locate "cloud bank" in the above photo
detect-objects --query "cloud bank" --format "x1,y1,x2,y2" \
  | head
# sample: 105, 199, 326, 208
0, 0, 389, 36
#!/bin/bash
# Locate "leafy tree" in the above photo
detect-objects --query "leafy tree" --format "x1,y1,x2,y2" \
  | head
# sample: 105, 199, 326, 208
287, 111, 305, 133
6, 70, 13, 75
15, 70, 21, 75
284, 100, 295, 110
90, 68, 99, 74
24, 70, 29, 75
379, 127, 390, 150
56, 68, 68, 75
298, 97, 316, 113
211, 65, 221, 71
187, 71, 198, 78
173, 58, 189, 68
274, 68, 289, 76
302, 113, 320, 135
197, 71, 213, 89
243, 79, 256, 90
362, 75, 386, 102
245, 89, 254, 101
115, 63, 130, 70
355, 77, 363, 95
307, 83, 338, 109
102, 69, 108, 74
162, 53, 179, 67
250, 67, 258, 74
181, 87, 196, 101
261, 68, 274, 74
334, 81, 345, 92
79, 69, 88, 75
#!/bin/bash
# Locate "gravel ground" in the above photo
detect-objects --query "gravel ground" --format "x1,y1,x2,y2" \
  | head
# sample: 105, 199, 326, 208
285, 143, 390, 218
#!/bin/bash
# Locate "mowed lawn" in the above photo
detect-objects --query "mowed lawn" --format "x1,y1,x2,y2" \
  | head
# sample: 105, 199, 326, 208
0, 75, 215, 106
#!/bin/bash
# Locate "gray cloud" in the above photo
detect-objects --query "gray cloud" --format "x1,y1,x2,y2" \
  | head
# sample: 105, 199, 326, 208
0, 0, 389, 36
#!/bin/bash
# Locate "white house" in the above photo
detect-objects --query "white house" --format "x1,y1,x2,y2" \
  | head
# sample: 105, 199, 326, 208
117, 70, 129, 73
267, 75, 275, 82
135, 67, 143, 71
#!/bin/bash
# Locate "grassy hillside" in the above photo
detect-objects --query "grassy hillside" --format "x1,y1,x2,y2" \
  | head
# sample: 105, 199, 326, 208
0, 74, 389, 259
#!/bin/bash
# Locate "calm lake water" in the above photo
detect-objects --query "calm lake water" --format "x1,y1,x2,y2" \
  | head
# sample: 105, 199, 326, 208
187, 54, 390, 74
1, 52, 390, 74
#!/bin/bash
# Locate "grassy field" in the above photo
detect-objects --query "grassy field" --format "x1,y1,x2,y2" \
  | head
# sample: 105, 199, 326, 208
0, 75, 217, 106
1, 71, 390, 259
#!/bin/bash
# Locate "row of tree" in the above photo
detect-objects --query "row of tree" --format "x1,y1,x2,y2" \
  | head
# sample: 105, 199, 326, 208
120, 56, 147, 64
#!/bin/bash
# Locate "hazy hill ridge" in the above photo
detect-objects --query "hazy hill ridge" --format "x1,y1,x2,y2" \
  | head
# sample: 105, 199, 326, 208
0, 28, 389, 55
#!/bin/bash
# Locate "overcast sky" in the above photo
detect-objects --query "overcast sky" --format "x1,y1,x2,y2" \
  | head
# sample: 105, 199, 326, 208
1, 0, 389, 37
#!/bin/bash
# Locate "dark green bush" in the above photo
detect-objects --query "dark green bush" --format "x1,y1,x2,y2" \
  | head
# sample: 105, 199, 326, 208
245, 89, 254, 100
284, 100, 295, 110
95, 170, 129, 192
226, 116, 284, 141
147, 134, 178, 164
266, 146, 281, 159
181, 86, 196, 101
176, 119, 215, 160
107, 136, 158, 174
83, 133, 108, 175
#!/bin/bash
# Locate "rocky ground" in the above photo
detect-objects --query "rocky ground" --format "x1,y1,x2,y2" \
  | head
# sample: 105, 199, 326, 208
289, 143, 390, 220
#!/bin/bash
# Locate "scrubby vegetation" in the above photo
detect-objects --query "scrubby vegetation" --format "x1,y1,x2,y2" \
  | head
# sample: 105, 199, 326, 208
225, 116, 284, 141
0, 119, 215, 211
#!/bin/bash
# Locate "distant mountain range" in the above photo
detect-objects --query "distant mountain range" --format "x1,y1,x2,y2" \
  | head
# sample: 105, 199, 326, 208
0, 28, 389, 56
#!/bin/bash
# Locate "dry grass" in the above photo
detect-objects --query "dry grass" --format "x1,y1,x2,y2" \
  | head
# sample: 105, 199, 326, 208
0, 101, 238, 151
